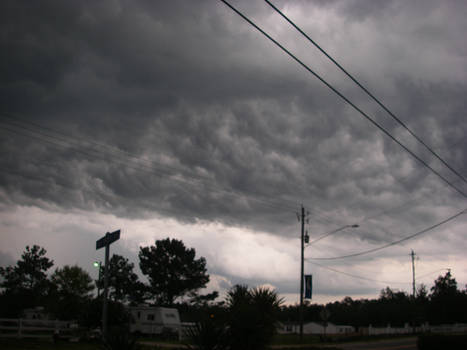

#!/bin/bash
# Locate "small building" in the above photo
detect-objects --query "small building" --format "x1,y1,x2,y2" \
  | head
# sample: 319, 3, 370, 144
129, 305, 181, 338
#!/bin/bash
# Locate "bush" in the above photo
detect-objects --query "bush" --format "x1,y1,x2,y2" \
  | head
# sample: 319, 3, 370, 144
226, 285, 283, 350
102, 326, 140, 350
185, 316, 229, 350
186, 285, 283, 350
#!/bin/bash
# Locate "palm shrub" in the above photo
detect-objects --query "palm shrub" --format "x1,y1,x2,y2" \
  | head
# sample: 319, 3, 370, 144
226, 285, 283, 350
186, 315, 229, 350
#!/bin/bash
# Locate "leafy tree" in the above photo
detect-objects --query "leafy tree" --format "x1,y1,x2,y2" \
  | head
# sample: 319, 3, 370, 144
430, 271, 458, 300
416, 284, 429, 301
51, 265, 94, 299
377, 287, 411, 326
139, 238, 209, 305
428, 271, 464, 324
188, 291, 219, 307
49, 265, 94, 320
0, 245, 53, 316
96, 255, 145, 304
0, 245, 53, 295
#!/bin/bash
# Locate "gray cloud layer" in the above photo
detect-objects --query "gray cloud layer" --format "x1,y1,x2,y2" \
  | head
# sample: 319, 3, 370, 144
1, 0, 466, 245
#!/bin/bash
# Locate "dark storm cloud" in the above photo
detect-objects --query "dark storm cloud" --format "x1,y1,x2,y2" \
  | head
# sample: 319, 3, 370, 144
1, 0, 466, 242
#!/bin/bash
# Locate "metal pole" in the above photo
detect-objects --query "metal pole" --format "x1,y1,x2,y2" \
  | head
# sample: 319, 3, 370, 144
97, 261, 102, 298
411, 250, 416, 298
299, 205, 305, 342
102, 241, 110, 339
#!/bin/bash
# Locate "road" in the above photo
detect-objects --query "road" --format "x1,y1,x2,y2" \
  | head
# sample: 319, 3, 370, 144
138, 337, 419, 350
336, 337, 417, 350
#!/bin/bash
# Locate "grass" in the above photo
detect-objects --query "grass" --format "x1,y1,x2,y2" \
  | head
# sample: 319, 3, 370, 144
0, 333, 418, 350
272, 333, 322, 345
0, 337, 101, 350
0, 337, 186, 350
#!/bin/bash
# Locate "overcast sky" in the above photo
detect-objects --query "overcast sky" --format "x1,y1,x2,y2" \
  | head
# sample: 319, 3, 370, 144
1, 0, 466, 305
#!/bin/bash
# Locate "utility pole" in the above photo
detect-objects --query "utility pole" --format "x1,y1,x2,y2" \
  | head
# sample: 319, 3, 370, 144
411, 250, 416, 298
299, 205, 305, 343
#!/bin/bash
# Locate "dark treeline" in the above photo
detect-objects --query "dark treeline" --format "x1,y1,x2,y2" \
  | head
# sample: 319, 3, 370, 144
180, 272, 467, 328
280, 272, 467, 327
1, 243, 466, 329
0, 239, 210, 327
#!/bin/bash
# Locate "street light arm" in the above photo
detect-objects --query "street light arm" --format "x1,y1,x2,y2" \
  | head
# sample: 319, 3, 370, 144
308, 224, 359, 246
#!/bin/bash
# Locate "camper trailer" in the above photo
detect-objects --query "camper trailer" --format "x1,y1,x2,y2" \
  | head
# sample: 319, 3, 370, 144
129, 305, 181, 338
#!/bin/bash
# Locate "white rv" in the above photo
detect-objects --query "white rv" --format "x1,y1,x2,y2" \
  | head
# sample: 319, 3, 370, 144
129, 305, 181, 338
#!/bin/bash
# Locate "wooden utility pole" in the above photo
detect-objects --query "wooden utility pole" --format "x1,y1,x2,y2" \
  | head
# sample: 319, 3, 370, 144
299, 205, 305, 342
411, 250, 416, 298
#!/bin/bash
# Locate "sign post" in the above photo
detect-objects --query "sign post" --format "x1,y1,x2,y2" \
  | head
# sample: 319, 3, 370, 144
96, 229, 120, 339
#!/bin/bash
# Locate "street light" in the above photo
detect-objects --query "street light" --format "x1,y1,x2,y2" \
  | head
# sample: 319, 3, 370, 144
299, 221, 359, 342
94, 261, 102, 298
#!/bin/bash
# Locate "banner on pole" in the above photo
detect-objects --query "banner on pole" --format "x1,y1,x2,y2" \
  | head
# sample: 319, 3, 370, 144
304, 274, 312, 299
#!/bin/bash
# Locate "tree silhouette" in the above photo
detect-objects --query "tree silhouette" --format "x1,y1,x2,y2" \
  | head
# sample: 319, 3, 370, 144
0, 245, 53, 316
226, 285, 283, 350
51, 265, 94, 299
429, 271, 464, 324
430, 271, 458, 300
96, 254, 145, 304
139, 238, 209, 305
0, 245, 53, 294
49, 265, 94, 320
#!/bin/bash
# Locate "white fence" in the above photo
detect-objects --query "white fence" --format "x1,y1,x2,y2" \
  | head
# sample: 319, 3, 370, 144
368, 323, 467, 335
0, 318, 75, 338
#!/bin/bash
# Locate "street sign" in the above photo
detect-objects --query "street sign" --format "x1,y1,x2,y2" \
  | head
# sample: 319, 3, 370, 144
96, 230, 120, 250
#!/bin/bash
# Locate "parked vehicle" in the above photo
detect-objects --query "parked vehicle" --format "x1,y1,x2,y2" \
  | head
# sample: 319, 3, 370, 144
129, 305, 181, 339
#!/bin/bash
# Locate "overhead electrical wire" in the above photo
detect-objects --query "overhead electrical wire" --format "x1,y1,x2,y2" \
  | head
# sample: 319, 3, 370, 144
264, 0, 467, 186
417, 268, 450, 280
309, 261, 409, 285
0, 114, 300, 214
1, 117, 364, 230
220, 0, 466, 198
302, 134, 467, 232
306, 207, 467, 260
0, 125, 296, 215
307, 224, 359, 246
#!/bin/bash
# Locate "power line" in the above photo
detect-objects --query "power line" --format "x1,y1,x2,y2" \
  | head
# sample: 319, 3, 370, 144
309, 261, 409, 285
307, 224, 359, 246
417, 268, 449, 280
220, 0, 466, 198
0, 115, 299, 214
306, 208, 467, 260
2, 115, 357, 230
7, 113, 299, 212
264, 0, 467, 186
